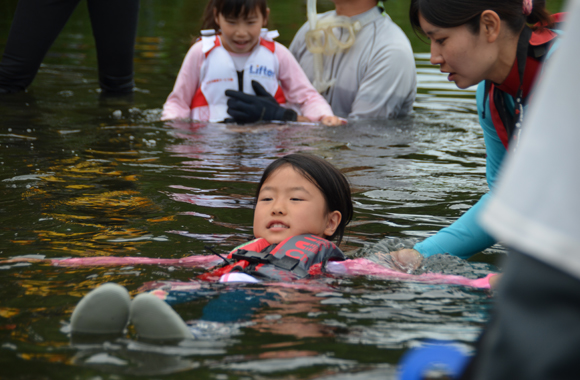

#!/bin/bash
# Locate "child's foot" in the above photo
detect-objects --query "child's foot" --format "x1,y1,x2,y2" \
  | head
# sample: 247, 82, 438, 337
130, 293, 193, 340
70, 283, 131, 334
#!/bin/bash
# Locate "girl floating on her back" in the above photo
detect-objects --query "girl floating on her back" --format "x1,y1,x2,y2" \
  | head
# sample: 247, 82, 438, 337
162, 0, 342, 126
69, 153, 353, 340
22, 154, 492, 341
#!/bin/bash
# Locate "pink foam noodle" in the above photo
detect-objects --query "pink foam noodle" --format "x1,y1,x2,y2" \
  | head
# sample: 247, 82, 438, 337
326, 259, 493, 289
52, 255, 221, 269
50, 255, 493, 289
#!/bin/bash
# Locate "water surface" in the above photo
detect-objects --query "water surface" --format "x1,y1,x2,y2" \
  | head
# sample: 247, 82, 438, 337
1, 1, 563, 378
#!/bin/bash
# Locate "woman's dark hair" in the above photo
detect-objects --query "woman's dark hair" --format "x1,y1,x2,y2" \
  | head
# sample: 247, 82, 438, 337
201, 0, 268, 32
255, 153, 353, 246
410, 0, 553, 35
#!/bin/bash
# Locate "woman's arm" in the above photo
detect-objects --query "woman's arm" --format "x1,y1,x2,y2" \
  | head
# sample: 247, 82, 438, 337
412, 82, 508, 259
161, 42, 204, 121
413, 193, 498, 259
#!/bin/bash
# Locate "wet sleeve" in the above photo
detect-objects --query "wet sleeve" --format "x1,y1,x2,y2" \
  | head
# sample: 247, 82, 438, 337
349, 24, 417, 119
161, 42, 204, 121
276, 43, 334, 121
413, 82, 507, 259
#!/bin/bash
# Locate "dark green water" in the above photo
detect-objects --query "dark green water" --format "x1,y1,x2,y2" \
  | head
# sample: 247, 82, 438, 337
0, 1, 565, 379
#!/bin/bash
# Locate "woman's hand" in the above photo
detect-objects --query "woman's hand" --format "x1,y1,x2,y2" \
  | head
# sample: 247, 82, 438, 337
488, 273, 502, 289
389, 249, 423, 273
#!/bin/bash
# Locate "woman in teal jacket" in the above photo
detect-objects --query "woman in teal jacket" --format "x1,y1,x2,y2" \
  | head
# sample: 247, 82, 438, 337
390, 0, 562, 270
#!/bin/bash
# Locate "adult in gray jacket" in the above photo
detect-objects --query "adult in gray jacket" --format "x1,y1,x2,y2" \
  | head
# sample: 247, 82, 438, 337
289, 0, 417, 119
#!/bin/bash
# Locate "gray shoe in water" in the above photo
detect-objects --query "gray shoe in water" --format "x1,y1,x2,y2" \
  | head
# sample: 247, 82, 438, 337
130, 293, 193, 340
70, 283, 131, 334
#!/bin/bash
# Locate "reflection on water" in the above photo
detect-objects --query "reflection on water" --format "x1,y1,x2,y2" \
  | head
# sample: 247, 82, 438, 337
0, 2, 502, 379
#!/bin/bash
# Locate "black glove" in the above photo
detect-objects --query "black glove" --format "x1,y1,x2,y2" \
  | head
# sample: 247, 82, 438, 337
225, 80, 297, 124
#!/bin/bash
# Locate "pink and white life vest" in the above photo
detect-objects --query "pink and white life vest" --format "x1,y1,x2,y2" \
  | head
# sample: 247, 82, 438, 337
191, 30, 287, 122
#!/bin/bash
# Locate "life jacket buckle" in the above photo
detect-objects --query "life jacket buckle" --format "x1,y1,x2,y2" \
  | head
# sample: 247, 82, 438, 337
231, 249, 271, 264
232, 249, 302, 272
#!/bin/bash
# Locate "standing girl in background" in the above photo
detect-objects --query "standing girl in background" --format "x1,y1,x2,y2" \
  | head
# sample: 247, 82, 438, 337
162, 0, 342, 125
389, 0, 563, 270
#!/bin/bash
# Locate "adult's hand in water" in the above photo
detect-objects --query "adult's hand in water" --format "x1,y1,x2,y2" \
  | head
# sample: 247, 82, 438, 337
225, 80, 298, 124
488, 273, 502, 289
389, 249, 423, 273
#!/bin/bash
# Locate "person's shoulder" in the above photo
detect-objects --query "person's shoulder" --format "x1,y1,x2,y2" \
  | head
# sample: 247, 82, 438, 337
174, 39, 205, 69
185, 39, 205, 55
317, 10, 336, 19
274, 41, 292, 54
373, 14, 410, 40
274, 41, 303, 69
362, 14, 413, 59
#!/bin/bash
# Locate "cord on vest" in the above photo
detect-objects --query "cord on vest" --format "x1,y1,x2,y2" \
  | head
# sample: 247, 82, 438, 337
205, 245, 232, 265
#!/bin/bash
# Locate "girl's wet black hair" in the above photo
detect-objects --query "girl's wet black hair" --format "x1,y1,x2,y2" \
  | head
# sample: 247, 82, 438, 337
254, 153, 353, 246
409, 0, 553, 36
202, 0, 268, 32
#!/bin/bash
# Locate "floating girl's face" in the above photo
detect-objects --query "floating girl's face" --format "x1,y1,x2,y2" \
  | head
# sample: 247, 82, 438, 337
253, 165, 341, 244
419, 13, 498, 89
215, 7, 269, 54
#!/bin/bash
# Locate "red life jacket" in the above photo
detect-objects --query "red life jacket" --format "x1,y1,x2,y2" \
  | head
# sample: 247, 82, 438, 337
201, 234, 345, 282
484, 13, 564, 149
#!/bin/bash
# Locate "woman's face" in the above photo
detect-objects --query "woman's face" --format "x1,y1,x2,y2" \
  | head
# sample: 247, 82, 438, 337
419, 13, 497, 89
